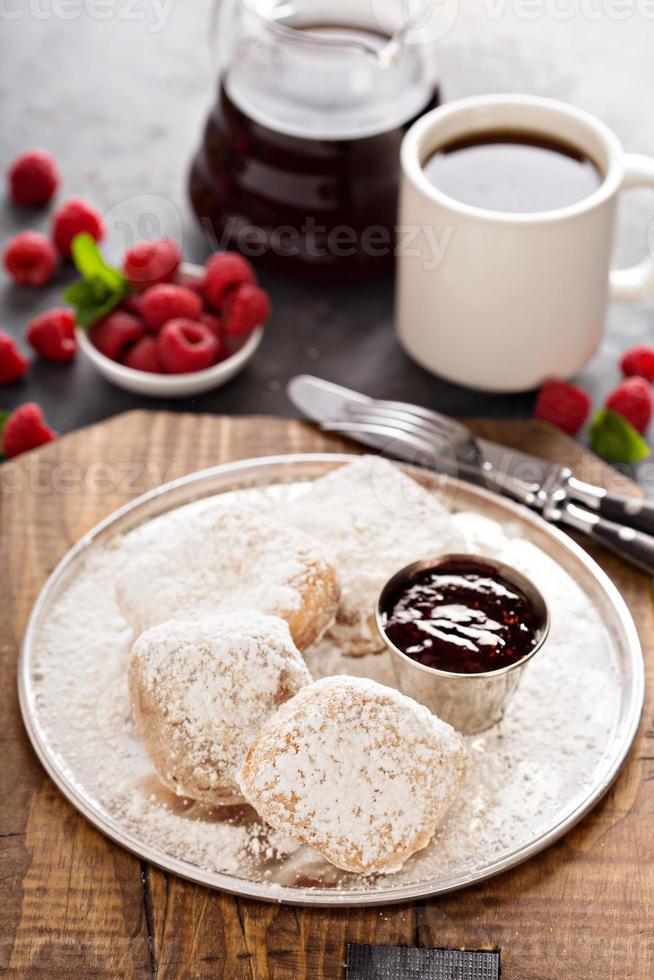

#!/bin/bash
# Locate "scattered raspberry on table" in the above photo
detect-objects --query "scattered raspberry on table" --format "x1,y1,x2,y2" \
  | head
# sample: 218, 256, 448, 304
0, 330, 29, 384
4, 231, 57, 287
26, 308, 77, 362
620, 346, 654, 382
605, 376, 653, 434
533, 379, 592, 437
2, 402, 56, 458
52, 198, 104, 259
7, 149, 60, 207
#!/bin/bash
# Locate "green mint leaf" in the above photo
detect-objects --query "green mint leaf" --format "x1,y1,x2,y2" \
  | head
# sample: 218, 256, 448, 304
589, 409, 650, 464
65, 235, 130, 326
73, 292, 125, 327
63, 275, 129, 328
71, 233, 127, 293
0, 409, 11, 458
64, 279, 109, 305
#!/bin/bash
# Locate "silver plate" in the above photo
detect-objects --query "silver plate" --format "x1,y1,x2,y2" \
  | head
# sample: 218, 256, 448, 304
18, 454, 645, 907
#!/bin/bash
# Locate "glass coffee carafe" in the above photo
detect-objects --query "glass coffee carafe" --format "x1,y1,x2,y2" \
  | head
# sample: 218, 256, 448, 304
189, 0, 440, 279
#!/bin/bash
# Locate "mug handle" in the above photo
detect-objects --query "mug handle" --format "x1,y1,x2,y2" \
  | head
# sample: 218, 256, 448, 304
609, 153, 654, 302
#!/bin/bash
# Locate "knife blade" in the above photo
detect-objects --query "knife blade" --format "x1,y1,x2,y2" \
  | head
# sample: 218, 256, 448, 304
287, 374, 539, 505
288, 373, 537, 484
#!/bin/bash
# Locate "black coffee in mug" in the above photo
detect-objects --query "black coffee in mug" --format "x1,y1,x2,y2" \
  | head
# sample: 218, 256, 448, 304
422, 130, 602, 213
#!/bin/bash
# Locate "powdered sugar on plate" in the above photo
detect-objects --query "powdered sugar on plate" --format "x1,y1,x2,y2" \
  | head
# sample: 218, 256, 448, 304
25, 468, 623, 899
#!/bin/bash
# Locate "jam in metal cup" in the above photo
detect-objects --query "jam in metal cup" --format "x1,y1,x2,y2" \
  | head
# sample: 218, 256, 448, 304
376, 554, 551, 735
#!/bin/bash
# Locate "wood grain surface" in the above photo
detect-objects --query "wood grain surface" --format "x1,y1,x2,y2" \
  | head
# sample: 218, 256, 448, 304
1, 411, 652, 980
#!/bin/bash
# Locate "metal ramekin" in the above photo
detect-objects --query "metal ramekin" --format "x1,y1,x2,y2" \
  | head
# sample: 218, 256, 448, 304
376, 554, 550, 735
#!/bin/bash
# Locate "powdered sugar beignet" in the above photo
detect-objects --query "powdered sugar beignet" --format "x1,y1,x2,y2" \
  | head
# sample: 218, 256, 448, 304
239, 675, 467, 874
129, 614, 312, 805
283, 457, 465, 655
116, 507, 340, 651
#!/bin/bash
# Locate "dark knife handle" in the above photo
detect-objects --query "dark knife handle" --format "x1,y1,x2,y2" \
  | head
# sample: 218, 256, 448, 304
567, 476, 654, 537
561, 502, 654, 576
597, 491, 654, 537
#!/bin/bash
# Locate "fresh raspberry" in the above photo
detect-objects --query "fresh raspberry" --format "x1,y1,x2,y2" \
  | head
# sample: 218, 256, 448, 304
199, 313, 227, 361
26, 307, 76, 362
533, 379, 592, 437
52, 197, 104, 258
8, 149, 59, 207
3, 231, 57, 287
90, 311, 146, 361
122, 336, 163, 373
0, 330, 29, 384
605, 377, 653, 434
620, 346, 654, 382
199, 312, 221, 337
222, 283, 270, 338
182, 277, 206, 299
203, 252, 255, 310
157, 319, 219, 373
122, 238, 181, 290
119, 293, 146, 318
2, 402, 56, 458
141, 283, 202, 332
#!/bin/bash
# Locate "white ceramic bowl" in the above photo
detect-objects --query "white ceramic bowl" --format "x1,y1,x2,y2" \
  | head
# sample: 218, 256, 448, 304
76, 262, 264, 398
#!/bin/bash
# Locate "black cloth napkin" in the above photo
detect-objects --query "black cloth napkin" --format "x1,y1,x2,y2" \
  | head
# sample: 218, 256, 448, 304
346, 943, 500, 980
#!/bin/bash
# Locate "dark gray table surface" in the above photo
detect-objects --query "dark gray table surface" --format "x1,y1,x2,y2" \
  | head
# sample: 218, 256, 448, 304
2, 5, 654, 441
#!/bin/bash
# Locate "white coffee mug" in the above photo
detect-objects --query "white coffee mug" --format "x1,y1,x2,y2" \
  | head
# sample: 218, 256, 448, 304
396, 95, 654, 393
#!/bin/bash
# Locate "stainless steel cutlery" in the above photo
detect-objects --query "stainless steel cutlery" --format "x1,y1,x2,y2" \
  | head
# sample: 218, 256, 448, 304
288, 374, 654, 576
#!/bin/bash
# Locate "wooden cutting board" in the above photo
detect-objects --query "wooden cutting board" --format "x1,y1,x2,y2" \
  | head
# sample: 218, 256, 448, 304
1, 411, 652, 980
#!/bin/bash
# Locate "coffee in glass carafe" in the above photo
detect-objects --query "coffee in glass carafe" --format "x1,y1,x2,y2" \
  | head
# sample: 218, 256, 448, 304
189, 0, 440, 279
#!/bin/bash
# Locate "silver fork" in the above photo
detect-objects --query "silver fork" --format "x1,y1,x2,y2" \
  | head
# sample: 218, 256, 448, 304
323, 401, 524, 495
335, 400, 485, 467
322, 401, 654, 576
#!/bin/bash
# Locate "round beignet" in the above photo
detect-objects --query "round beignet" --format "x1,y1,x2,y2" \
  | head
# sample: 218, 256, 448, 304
129, 614, 312, 805
239, 675, 467, 874
116, 506, 340, 652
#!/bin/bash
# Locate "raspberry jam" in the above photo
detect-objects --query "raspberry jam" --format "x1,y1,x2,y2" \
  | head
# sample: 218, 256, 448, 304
380, 558, 544, 675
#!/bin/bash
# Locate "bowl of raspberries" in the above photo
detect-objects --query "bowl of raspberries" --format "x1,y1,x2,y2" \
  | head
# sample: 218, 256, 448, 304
77, 241, 269, 397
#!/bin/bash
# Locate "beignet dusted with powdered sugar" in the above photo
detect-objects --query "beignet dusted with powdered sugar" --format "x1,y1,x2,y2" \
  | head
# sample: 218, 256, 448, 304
239, 675, 467, 875
282, 457, 465, 655
116, 506, 340, 652
129, 614, 312, 805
